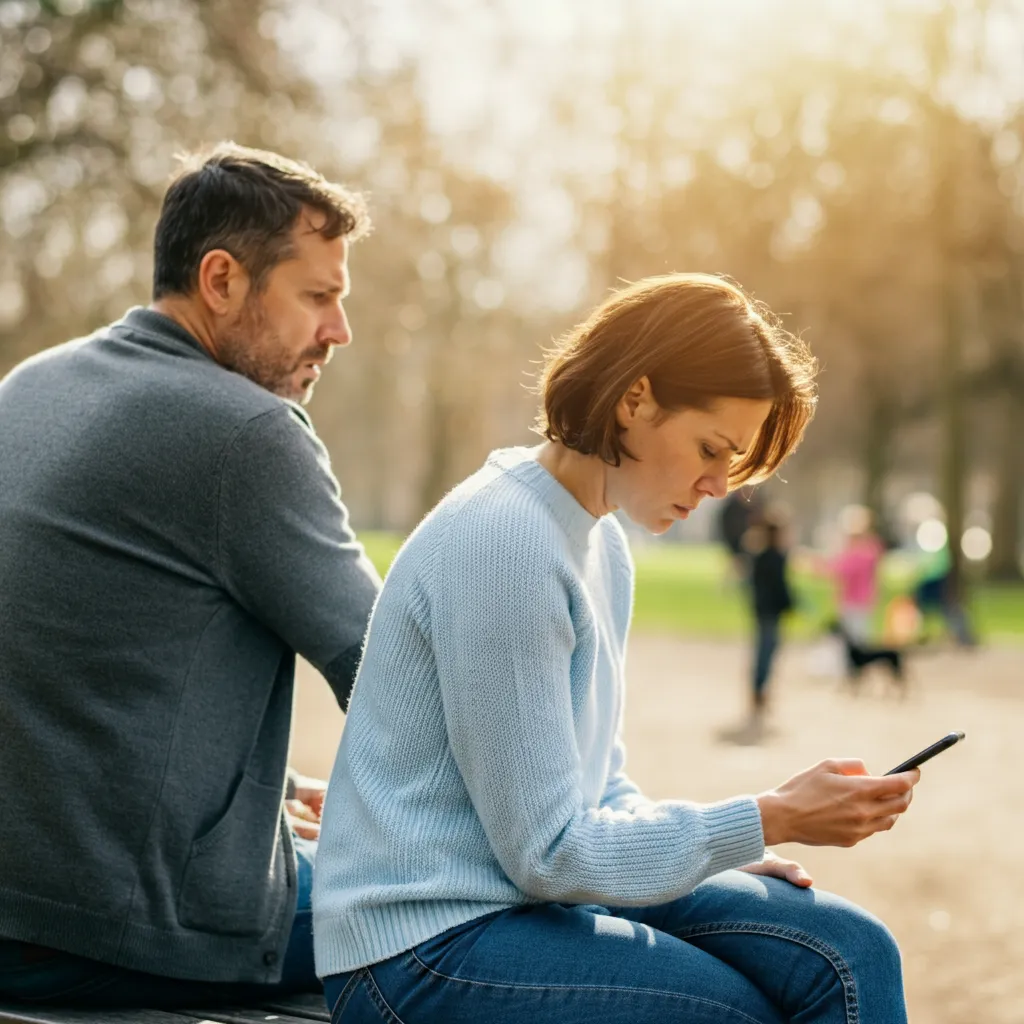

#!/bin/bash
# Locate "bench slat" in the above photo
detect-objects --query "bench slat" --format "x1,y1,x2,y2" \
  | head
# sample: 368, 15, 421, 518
179, 1009, 322, 1024
0, 993, 329, 1024
0, 1007, 202, 1024
255, 995, 329, 1022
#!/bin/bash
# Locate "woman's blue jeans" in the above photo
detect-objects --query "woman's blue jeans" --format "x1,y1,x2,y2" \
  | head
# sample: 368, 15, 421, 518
324, 870, 908, 1024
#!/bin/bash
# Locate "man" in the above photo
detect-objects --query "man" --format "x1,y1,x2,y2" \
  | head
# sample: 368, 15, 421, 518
0, 144, 382, 1005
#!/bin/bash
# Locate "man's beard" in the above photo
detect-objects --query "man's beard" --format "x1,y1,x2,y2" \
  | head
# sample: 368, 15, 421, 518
217, 297, 325, 404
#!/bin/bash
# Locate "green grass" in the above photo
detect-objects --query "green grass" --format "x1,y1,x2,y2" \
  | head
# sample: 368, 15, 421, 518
360, 531, 1024, 642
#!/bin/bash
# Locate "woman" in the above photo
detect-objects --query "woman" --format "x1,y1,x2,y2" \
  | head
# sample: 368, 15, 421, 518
312, 274, 919, 1023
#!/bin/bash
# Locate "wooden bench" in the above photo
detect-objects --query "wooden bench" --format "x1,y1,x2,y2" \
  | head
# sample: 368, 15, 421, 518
0, 993, 329, 1024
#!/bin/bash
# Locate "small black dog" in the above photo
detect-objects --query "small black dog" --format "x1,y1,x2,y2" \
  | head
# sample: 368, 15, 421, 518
827, 621, 905, 693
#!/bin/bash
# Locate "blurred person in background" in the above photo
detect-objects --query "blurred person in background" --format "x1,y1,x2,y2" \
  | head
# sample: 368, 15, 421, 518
716, 485, 763, 585
741, 512, 795, 740
912, 540, 978, 648
817, 504, 885, 643
313, 275, 920, 1024
0, 144, 382, 1006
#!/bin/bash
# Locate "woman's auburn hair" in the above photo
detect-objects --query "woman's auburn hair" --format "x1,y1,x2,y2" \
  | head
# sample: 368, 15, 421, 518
536, 273, 819, 488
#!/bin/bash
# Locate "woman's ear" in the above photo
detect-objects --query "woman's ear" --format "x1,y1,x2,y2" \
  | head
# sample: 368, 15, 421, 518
616, 376, 657, 428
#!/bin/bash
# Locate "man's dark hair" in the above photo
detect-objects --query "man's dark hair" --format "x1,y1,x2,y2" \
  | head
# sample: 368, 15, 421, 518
152, 142, 371, 299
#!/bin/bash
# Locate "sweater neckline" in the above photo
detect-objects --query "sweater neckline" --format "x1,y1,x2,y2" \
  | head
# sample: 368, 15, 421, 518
487, 446, 602, 548
117, 307, 213, 359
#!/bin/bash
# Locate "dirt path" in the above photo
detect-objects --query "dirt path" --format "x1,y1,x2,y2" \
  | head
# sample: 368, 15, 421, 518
293, 636, 1024, 1023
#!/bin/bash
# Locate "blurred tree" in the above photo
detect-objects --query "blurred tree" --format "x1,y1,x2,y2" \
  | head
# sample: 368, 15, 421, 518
3, 0, 1024, 555
981, 249, 1024, 580
0, 0, 322, 373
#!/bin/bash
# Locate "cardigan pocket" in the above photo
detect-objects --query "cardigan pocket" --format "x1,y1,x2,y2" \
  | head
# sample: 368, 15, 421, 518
177, 772, 289, 936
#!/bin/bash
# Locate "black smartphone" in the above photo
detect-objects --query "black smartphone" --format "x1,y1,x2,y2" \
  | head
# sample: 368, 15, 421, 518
885, 731, 965, 775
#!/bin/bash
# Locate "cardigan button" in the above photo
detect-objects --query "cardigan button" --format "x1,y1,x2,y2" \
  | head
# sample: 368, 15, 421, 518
263, 950, 279, 967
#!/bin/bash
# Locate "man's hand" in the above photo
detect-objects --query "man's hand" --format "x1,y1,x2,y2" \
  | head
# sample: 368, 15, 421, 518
292, 776, 327, 818
285, 773, 327, 839
740, 849, 813, 888
285, 799, 321, 839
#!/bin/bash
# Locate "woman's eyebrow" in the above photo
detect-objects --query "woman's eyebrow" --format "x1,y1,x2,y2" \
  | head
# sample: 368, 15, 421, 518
714, 431, 746, 455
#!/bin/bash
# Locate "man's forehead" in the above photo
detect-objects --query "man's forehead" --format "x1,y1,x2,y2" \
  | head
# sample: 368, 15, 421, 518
289, 222, 349, 280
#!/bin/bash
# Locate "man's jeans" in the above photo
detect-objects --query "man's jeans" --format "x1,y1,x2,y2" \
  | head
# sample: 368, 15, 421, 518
324, 870, 909, 1024
0, 835, 318, 1008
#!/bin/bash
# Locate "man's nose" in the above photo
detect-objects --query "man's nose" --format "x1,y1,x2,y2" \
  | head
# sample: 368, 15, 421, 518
321, 305, 352, 348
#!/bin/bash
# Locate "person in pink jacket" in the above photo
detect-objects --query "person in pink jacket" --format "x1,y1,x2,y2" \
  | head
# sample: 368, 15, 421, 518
826, 505, 885, 643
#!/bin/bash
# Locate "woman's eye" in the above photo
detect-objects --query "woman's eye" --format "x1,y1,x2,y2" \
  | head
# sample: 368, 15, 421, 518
701, 443, 716, 460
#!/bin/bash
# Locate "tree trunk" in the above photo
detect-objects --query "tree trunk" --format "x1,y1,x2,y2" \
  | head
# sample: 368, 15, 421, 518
862, 386, 894, 541
988, 378, 1024, 580
939, 265, 968, 600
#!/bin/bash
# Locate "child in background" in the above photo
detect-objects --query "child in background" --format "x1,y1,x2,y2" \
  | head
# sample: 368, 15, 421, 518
823, 505, 884, 643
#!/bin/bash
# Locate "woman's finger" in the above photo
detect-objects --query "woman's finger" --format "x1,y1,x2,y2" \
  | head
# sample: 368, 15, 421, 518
741, 858, 813, 887
785, 864, 813, 887
865, 813, 901, 835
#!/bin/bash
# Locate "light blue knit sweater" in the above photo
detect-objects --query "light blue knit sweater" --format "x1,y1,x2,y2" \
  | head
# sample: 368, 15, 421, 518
312, 447, 765, 975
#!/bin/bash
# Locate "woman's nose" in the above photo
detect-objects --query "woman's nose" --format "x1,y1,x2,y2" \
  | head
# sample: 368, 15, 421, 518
701, 467, 729, 500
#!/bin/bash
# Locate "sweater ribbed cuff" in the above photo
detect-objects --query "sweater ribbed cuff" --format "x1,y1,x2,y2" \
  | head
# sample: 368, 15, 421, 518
697, 796, 766, 878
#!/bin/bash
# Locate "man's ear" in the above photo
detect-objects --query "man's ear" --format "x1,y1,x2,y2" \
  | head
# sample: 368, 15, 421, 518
616, 375, 656, 428
196, 249, 250, 316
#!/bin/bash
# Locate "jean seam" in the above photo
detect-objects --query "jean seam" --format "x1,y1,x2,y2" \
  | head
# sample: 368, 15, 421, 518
407, 948, 774, 1024
364, 965, 407, 1024
330, 969, 364, 1024
670, 921, 859, 1024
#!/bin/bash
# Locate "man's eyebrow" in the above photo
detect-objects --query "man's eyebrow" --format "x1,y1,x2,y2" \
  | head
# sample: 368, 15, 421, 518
310, 281, 350, 297
714, 431, 746, 455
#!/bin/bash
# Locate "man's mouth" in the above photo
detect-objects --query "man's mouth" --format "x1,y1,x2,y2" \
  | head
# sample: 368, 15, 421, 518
300, 348, 331, 371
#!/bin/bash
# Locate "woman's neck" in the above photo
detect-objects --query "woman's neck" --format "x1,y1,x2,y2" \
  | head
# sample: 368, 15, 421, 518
535, 441, 613, 518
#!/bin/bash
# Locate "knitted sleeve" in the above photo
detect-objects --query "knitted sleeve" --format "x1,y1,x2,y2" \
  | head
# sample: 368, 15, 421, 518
600, 735, 647, 813
215, 406, 381, 711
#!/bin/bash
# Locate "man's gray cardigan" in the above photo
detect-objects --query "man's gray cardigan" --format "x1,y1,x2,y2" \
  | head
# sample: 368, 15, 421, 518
0, 308, 381, 983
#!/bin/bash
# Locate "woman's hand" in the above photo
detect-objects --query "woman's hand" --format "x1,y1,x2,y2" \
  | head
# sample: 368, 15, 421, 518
756, 759, 919, 848
740, 850, 813, 888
